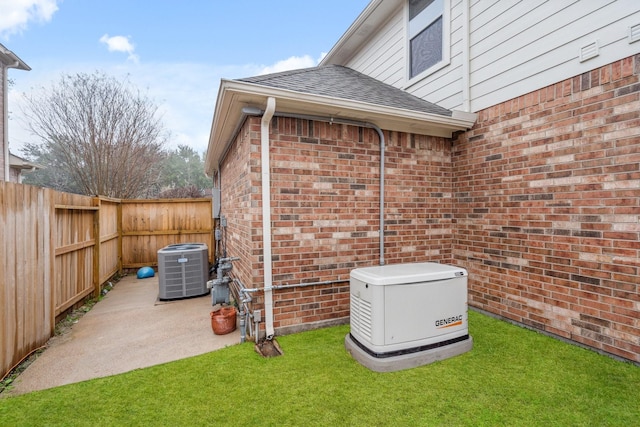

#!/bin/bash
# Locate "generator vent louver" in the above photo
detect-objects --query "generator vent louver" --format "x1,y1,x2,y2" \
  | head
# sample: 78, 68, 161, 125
350, 294, 373, 340
157, 243, 209, 300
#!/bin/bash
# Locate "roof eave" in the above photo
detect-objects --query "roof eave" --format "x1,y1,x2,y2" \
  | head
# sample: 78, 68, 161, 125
320, 0, 403, 66
9, 153, 41, 170
0, 44, 31, 71
205, 80, 477, 175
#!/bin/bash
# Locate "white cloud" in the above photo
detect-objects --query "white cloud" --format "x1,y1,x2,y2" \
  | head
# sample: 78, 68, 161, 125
258, 54, 317, 75
0, 0, 59, 38
99, 34, 139, 63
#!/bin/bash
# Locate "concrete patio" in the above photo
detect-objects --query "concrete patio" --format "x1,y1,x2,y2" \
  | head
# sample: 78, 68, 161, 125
6, 274, 240, 396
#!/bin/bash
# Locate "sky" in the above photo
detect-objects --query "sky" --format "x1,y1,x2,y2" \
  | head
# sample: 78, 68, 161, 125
0, 0, 371, 155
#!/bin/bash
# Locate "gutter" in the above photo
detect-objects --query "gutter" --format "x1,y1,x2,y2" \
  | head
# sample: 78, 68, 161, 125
205, 79, 477, 177
222, 79, 476, 131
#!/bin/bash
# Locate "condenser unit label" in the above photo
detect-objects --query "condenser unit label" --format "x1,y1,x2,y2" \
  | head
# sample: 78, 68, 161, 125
435, 315, 463, 328
177, 257, 188, 263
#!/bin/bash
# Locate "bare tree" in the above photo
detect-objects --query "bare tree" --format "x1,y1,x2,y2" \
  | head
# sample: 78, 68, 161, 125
21, 71, 168, 198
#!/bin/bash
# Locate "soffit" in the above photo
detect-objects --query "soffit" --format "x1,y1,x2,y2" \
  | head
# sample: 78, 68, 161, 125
205, 78, 475, 175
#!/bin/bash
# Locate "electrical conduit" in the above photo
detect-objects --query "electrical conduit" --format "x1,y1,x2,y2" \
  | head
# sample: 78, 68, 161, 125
271, 112, 386, 265
256, 103, 386, 340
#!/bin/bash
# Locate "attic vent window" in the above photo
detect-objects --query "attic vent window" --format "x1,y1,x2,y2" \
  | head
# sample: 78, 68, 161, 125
409, 0, 444, 79
579, 41, 599, 62
629, 24, 640, 43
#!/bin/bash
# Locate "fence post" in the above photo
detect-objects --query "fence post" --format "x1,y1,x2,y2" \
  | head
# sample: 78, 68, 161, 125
93, 196, 101, 298
117, 200, 123, 276
45, 188, 55, 336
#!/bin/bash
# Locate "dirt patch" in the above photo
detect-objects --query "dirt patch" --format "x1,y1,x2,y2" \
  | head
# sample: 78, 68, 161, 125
255, 338, 283, 357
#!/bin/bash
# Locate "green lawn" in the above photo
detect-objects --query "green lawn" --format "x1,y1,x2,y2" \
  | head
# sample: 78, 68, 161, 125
1, 311, 638, 426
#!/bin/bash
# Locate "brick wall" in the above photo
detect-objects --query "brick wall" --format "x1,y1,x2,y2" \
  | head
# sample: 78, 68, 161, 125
221, 116, 454, 332
220, 55, 640, 363
219, 117, 258, 288
453, 54, 640, 362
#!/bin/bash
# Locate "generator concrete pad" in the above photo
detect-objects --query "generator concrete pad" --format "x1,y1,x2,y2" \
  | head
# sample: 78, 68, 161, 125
345, 334, 473, 372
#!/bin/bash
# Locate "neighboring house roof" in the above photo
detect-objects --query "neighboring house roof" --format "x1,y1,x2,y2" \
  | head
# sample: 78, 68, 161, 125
238, 65, 452, 117
9, 152, 41, 171
0, 44, 31, 71
205, 65, 476, 175
2, 44, 30, 182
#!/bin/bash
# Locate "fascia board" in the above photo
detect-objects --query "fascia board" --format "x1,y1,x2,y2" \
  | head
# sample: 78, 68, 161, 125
9, 155, 40, 170
222, 79, 477, 129
205, 79, 237, 174
205, 79, 478, 174
0, 44, 30, 70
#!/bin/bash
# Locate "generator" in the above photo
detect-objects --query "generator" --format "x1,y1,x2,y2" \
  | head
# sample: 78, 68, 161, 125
345, 262, 473, 372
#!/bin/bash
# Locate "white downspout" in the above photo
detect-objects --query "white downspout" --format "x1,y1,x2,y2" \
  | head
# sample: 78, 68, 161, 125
260, 97, 276, 339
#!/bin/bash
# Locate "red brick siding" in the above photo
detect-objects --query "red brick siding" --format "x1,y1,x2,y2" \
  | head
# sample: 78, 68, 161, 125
453, 54, 640, 362
269, 118, 380, 284
219, 117, 259, 288
220, 55, 640, 363
221, 116, 454, 330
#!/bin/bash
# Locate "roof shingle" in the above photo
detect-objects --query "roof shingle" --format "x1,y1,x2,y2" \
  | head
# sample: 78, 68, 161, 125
237, 65, 452, 117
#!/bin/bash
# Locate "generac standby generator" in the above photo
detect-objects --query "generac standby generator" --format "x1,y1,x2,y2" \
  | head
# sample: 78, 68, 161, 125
345, 262, 473, 372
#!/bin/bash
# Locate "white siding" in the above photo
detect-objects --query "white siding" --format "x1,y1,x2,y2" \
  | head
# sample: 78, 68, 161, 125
344, 0, 466, 110
347, 8, 406, 87
469, 0, 640, 111
341, 0, 640, 113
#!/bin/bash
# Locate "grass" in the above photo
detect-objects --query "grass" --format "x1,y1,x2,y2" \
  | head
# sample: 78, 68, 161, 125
1, 311, 639, 426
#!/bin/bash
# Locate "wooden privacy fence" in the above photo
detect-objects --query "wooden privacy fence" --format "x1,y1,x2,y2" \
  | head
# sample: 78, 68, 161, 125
121, 198, 214, 268
1, 181, 213, 379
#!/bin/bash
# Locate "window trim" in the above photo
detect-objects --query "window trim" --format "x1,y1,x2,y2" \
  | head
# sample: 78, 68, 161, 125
405, 0, 450, 87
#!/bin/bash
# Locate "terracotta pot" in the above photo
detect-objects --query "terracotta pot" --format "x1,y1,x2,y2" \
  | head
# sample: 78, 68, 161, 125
210, 307, 237, 335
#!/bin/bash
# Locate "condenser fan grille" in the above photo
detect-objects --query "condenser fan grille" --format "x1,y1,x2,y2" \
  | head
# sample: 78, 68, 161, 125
157, 243, 209, 300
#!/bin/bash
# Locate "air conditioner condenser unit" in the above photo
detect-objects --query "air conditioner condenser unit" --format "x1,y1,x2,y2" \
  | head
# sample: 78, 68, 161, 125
345, 262, 473, 372
157, 243, 209, 300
